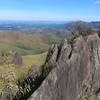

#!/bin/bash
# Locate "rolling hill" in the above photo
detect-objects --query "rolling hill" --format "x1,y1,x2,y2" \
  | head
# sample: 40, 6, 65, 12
0, 21, 67, 55
0, 30, 64, 55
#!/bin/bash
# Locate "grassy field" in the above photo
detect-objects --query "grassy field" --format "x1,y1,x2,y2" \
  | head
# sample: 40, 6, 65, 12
23, 52, 47, 66
0, 52, 47, 93
0, 30, 62, 55
0, 31, 48, 55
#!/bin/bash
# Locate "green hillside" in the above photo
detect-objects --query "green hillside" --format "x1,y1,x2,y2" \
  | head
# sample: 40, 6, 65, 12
23, 52, 47, 66
0, 30, 62, 55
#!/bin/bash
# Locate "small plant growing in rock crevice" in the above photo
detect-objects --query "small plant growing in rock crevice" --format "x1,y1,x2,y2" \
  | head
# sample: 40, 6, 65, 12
97, 29, 100, 37
67, 21, 93, 45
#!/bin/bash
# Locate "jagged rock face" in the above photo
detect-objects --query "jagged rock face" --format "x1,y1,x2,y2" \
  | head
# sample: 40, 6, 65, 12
45, 44, 58, 66
27, 64, 41, 80
29, 34, 100, 100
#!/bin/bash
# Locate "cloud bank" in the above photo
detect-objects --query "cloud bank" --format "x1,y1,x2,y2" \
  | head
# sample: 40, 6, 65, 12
93, 0, 100, 5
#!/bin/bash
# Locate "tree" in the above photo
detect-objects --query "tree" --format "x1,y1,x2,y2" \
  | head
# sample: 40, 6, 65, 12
67, 21, 93, 36
97, 29, 100, 37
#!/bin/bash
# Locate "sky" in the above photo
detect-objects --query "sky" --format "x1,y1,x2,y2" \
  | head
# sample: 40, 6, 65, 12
0, 0, 99, 21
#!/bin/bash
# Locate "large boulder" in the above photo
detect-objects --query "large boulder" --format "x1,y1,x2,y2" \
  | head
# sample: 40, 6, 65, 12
12, 52, 23, 65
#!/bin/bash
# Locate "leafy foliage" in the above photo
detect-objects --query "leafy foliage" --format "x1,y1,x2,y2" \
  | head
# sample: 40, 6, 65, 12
0, 52, 46, 94
67, 21, 93, 37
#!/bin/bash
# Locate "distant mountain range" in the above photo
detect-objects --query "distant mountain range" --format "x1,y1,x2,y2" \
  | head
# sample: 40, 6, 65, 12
0, 21, 67, 55
0, 20, 66, 31
0, 21, 99, 31
0, 20, 99, 55
89, 21, 100, 29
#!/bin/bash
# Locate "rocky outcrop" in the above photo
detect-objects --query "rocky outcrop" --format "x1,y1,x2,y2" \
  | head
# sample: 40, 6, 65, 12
28, 34, 100, 100
12, 52, 23, 65
1, 85, 19, 100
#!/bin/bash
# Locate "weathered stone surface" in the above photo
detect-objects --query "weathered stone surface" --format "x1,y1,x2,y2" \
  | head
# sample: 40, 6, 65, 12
45, 44, 58, 65
28, 34, 100, 100
0, 85, 19, 100
27, 64, 41, 82
12, 52, 23, 65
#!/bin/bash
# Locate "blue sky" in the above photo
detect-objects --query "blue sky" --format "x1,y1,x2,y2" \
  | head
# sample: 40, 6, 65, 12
0, 0, 99, 21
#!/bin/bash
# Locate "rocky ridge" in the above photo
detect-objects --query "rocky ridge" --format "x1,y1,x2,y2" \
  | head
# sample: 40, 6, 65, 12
29, 33, 100, 100
1, 33, 100, 100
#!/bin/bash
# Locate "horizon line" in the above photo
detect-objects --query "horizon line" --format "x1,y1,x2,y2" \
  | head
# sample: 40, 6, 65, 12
0, 19, 99, 22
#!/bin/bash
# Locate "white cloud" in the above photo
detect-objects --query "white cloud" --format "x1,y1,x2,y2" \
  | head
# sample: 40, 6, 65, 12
93, 0, 100, 5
